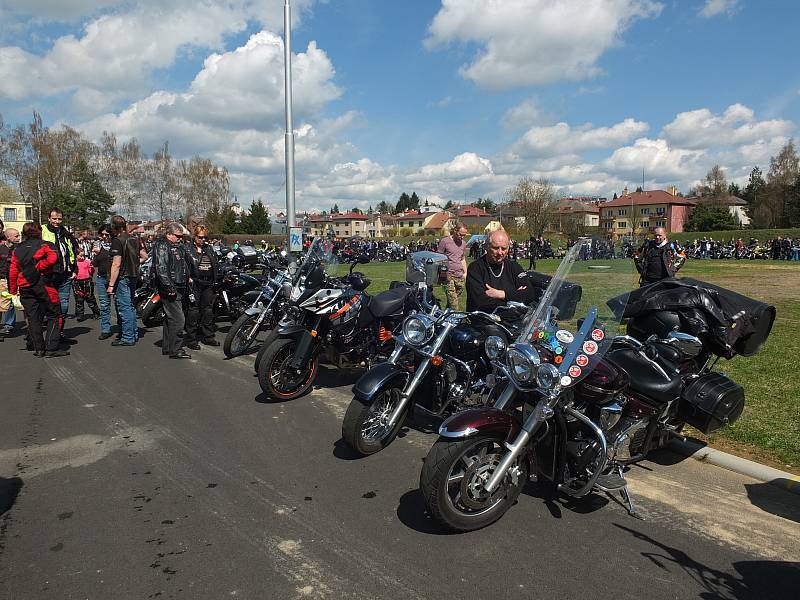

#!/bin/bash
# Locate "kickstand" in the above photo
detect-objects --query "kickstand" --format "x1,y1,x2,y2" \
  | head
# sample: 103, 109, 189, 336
617, 465, 643, 520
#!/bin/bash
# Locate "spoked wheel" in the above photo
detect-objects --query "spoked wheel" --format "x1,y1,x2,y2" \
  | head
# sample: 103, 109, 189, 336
420, 435, 528, 532
223, 312, 261, 358
253, 329, 279, 373
256, 337, 318, 400
342, 386, 406, 456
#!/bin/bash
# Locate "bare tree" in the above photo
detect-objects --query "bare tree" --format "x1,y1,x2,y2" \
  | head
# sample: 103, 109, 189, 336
506, 176, 556, 237
176, 156, 230, 222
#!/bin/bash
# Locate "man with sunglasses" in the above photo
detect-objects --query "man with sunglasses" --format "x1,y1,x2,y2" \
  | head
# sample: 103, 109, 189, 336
185, 225, 220, 348
153, 222, 191, 359
466, 228, 532, 313
92, 225, 114, 340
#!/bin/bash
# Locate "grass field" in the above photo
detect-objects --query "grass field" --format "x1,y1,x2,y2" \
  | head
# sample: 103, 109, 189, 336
348, 257, 800, 472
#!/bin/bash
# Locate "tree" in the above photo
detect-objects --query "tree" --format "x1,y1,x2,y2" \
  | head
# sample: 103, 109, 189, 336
742, 166, 766, 224
204, 199, 224, 235
612, 192, 618, 200
332, 203, 340, 214
396, 192, 412, 213
376, 200, 393, 214
443, 200, 453, 209
475, 197, 496, 213
635, 186, 643, 193
506, 177, 556, 237
350, 207, 362, 214
765, 139, 799, 227
728, 182, 742, 197
409, 192, 421, 210
243, 199, 271, 234
221, 205, 241, 234
367, 205, 373, 214
177, 156, 230, 222
685, 202, 737, 231
51, 159, 114, 229
697, 164, 728, 203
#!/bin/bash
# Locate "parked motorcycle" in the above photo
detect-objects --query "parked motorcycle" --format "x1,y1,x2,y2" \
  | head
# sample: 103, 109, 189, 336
256, 239, 423, 400
419, 240, 772, 532
341, 252, 528, 456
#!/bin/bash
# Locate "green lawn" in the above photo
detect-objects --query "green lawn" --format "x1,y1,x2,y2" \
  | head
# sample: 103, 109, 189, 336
349, 257, 800, 471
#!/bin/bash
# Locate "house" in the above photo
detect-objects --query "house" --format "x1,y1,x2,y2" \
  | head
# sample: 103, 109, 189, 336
454, 205, 492, 229
553, 199, 600, 228
599, 189, 695, 236
306, 212, 370, 239
392, 211, 441, 234
1, 197, 34, 230
686, 195, 751, 227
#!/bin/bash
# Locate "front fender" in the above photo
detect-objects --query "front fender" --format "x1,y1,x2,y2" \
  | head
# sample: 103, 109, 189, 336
352, 362, 409, 403
244, 306, 262, 317
439, 407, 520, 443
277, 323, 309, 338
243, 290, 263, 305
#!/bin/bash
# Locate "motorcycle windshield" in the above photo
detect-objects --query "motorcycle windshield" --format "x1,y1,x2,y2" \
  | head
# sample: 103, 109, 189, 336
513, 238, 638, 388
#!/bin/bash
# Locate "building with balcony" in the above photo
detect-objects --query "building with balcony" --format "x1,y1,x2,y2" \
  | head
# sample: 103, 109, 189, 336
599, 190, 695, 236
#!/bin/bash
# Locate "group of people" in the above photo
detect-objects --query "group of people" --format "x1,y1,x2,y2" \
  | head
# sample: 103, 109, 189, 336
0, 210, 222, 359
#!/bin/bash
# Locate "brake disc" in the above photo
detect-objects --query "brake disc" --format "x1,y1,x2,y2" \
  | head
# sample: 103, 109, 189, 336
459, 452, 509, 510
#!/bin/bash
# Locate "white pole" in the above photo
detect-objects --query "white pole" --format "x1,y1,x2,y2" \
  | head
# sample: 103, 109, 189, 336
284, 0, 296, 240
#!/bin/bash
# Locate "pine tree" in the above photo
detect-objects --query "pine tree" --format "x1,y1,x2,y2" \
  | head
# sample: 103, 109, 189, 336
243, 199, 271, 234
332, 203, 340, 214
221, 205, 240, 234
53, 160, 114, 228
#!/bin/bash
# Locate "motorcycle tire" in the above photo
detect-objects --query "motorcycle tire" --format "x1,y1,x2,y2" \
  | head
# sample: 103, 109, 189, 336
341, 386, 407, 456
223, 312, 261, 358
141, 300, 165, 328
420, 435, 528, 533
253, 329, 280, 373
257, 337, 318, 400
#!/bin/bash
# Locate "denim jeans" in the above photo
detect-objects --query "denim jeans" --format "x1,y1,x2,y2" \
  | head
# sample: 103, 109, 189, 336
1, 306, 14, 328
96, 275, 112, 334
115, 276, 138, 343
51, 273, 73, 316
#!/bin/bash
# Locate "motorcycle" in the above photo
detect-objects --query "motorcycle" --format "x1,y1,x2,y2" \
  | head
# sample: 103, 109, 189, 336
256, 239, 423, 400
419, 240, 771, 532
341, 252, 528, 456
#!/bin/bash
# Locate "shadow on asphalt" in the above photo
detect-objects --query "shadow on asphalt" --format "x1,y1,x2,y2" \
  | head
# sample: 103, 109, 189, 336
744, 482, 800, 524
395, 489, 454, 535
0, 476, 23, 516
645, 445, 695, 466
62, 325, 91, 340
614, 523, 800, 599
520, 482, 610, 518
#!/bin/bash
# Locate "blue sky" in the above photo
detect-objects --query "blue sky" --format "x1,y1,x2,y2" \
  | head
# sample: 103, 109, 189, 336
1, 0, 798, 213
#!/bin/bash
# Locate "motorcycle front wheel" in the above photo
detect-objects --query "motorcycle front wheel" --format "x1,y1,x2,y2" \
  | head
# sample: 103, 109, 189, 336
141, 300, 164, 328
223, 312, 261, 358
257, 337, 318, 400
253, 329, 280, 373
341, 386, 406, 456
420, 435, 528, 532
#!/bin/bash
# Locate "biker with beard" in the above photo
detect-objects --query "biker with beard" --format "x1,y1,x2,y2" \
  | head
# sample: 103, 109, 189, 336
466, 229, 534, 313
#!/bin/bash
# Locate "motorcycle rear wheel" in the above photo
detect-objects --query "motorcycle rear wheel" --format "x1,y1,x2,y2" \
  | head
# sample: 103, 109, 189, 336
257, 337, 318, 400
420, 435, 527, 532
341, 386, 406, 456
141, 300, 164, 328
223, 312, 261, 358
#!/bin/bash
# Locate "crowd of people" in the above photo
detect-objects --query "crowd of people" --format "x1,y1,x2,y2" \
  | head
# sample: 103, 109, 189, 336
683, 236, 800, 260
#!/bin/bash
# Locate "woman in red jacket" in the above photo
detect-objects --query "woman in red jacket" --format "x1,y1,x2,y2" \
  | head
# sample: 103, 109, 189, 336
8, 222, 66, 357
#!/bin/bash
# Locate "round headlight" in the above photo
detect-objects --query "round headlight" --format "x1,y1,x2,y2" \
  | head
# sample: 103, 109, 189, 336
485, 335, 506, 360
506, 343, 541, 386
536, 363, 561, 390
402, 314, 434, 346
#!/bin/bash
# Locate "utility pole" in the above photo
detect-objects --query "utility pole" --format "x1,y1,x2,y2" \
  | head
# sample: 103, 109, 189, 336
283, 0, 298, 250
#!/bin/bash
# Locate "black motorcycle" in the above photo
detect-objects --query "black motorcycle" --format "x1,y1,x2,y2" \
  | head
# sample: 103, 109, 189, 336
256, 239, 423, 400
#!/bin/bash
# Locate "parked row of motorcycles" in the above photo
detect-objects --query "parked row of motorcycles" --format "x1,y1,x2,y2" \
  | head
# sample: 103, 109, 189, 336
229, 237, 772, 532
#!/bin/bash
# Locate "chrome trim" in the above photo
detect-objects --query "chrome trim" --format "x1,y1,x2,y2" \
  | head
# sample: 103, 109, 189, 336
438, 425, 479, 438
558, 406, 608, 498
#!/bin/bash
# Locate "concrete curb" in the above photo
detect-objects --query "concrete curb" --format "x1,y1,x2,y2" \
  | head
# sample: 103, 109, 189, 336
669, 438, 800, 496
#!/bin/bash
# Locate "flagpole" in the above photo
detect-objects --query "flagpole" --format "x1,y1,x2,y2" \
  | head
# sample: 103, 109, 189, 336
284, 0, 296, 245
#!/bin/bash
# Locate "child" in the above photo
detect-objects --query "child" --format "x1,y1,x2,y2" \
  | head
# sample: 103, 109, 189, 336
74, 249, 100, 321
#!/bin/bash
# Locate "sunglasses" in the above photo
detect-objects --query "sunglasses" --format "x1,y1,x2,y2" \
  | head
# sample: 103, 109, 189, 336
197, 236, 208, 240
100, 232, 110, 237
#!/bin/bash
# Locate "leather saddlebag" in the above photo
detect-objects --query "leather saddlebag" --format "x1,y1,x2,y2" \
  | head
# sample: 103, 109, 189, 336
678, 372, 745, 434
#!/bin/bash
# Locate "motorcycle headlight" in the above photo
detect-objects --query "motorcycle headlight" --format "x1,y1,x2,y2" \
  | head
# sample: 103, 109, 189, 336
506, 343, 541, 387
402, 314, 435, 346
281, 281, 293, 298
536, 363, 561, 390
485, 335, 506, 360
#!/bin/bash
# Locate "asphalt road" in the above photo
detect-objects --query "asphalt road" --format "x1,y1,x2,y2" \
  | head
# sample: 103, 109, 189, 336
1, 318, 798, 600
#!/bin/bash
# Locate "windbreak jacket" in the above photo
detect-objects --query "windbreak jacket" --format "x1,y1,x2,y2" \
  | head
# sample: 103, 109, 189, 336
42, 224, 77, 274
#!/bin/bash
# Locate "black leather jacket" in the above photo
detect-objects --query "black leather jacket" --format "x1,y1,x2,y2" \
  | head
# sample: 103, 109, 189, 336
185, 243, 219, 285
153, 237, 189, 290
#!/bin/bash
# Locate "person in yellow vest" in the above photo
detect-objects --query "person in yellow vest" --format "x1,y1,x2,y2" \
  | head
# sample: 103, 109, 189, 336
41, 208, 78, 333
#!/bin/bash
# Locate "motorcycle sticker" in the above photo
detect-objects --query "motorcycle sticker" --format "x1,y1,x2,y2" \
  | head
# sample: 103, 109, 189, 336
591, 328, 605, 342
556, 329, 574, 344
583, 340, 598, 355
554, 346, 563, 355
568, 365, 582, 378
554, 355, 563, 364
575, 354, 589, 367
560, 375, 572, 386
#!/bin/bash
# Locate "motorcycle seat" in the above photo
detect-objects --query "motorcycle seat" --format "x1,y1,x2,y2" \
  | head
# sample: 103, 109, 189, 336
369, 286, 409, 317
606, 348, 682, 404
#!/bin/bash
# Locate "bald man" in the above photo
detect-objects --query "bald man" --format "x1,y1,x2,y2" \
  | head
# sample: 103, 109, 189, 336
0, 227, 20, 337
634, 227, 685, 286
466, 229, 532, 312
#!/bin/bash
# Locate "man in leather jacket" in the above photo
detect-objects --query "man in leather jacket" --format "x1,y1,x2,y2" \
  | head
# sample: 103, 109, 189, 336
153, 223, 191, 359
634, 227, 686, 286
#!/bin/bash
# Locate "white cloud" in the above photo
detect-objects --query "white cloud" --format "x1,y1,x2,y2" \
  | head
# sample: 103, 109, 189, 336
1, 0, 126, 21
698, 0, 741, 18
405, 152, 494, 184
513, 118, 649, 157
603, 137, 706, 179
425, 0, 663, 90
502, 99, 547, 130
662, 104, 793, 149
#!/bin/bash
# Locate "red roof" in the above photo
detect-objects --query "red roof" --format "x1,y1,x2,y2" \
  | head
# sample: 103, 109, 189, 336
331, 212, 368, 220
456, 205, 490, 218
423, 211, 453, 230
602, 190, 695, 208
395, 211, 438, 222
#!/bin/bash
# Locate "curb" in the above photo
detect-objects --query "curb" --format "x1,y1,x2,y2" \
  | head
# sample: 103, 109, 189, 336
669, 438, 800, 496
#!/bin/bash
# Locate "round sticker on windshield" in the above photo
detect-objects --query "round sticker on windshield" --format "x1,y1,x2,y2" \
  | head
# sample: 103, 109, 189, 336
576, 354, 589, 367
583, 340, 598, 355
568, 365, 582, 378
554, 355, 563, 364
560, 376, 572, 387
591, 328, 605, 342
556, 329, 574, 344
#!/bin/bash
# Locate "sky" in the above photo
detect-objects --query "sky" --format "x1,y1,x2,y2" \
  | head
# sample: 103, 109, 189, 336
1, 0, 799, 215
